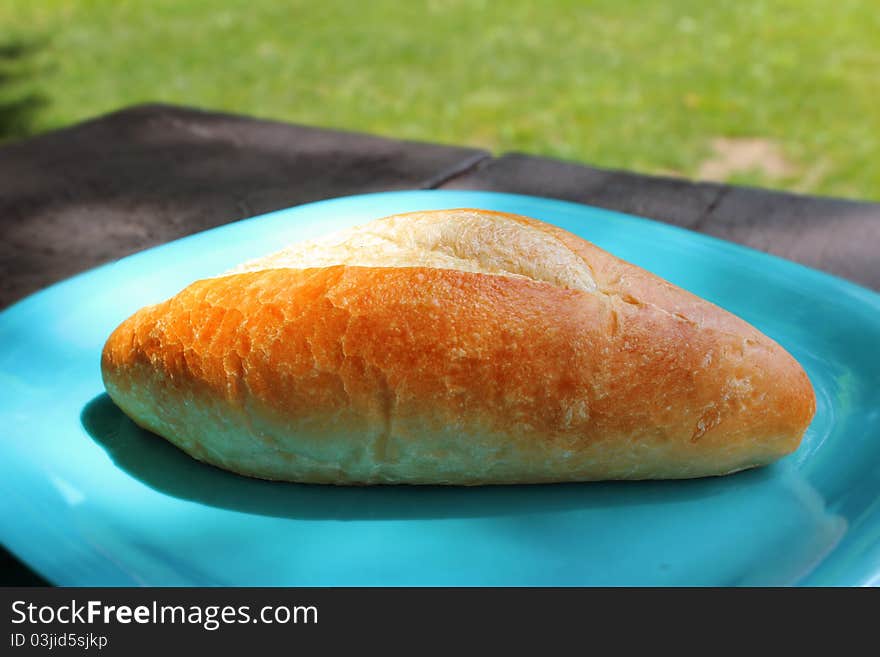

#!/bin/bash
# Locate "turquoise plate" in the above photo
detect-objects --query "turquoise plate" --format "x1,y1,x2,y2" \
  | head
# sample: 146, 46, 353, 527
2, 191, 879, 586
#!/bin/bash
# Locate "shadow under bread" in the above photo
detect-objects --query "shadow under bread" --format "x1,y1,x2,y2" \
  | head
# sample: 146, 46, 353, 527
81, 393, 766, 522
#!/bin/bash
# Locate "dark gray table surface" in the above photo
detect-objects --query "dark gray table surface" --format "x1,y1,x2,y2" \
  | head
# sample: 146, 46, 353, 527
2, 104, 878, 584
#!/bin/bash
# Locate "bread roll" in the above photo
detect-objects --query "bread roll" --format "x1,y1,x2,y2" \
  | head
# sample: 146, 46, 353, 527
101, 208, 815, 484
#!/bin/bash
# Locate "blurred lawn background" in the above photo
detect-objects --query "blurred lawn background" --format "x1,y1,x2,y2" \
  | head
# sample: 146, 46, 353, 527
0, 0, 877, 200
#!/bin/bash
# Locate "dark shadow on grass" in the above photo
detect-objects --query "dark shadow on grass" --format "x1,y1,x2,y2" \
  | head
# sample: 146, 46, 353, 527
80, 392, 765, 521
0, 38, 48, 141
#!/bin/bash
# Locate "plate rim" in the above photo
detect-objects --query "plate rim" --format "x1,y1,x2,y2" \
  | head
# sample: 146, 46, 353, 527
3, 190, 880, 319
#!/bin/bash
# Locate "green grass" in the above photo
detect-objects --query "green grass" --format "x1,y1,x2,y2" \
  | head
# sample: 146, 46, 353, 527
1, 0, 878, 200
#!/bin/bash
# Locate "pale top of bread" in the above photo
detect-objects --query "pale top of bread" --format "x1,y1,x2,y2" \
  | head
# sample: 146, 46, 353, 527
224, 209, 597, 292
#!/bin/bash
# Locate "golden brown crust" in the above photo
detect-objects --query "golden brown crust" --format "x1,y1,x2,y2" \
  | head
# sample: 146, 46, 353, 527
101, 209, 815, 484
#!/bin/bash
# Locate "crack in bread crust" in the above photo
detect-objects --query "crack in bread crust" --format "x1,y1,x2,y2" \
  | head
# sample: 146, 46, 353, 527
224, 209, 597, 292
